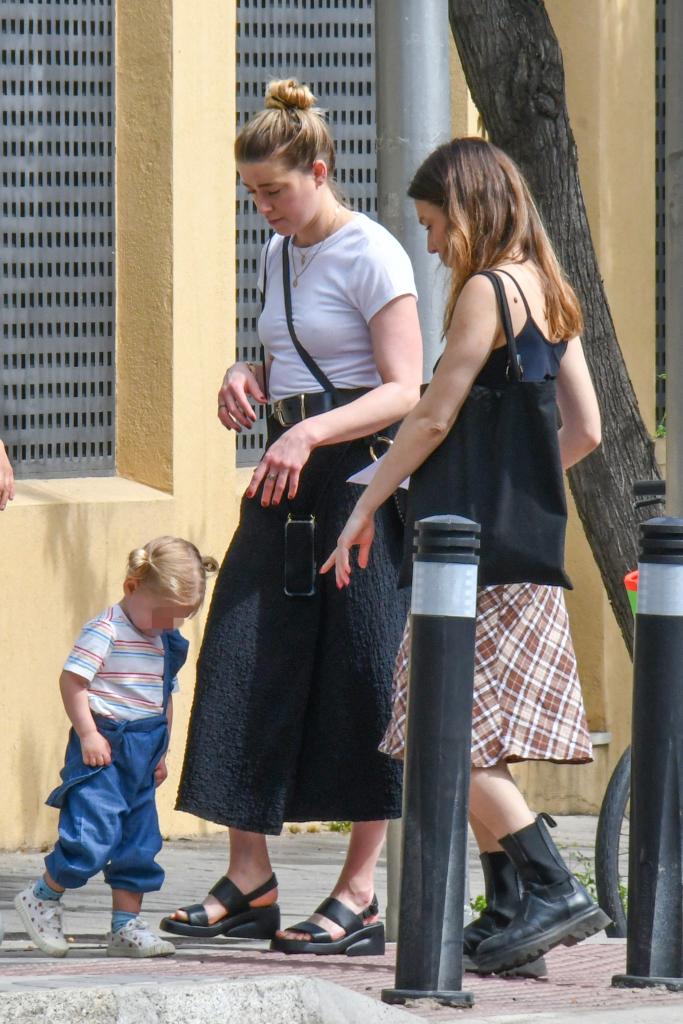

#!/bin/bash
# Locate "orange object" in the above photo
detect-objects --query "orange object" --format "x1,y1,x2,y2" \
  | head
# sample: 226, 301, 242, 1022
624, 570, 638, 615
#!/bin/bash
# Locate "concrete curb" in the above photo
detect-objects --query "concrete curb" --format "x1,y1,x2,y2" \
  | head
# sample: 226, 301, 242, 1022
0, 974, 425, 1024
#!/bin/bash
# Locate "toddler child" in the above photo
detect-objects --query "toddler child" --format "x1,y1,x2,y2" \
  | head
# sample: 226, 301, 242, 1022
14, 536, 216, 958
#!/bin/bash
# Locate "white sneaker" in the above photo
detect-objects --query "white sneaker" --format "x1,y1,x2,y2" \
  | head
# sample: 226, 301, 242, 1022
14, 883, 68, 957
106, 916, 175, 958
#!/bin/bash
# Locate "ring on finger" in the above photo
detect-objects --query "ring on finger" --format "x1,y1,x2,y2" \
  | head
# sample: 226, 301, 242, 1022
267, 473, 277, 480
218, 402, 227, 409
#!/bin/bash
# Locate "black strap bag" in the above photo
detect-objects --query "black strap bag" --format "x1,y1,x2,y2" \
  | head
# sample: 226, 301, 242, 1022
400, 269, 572, 590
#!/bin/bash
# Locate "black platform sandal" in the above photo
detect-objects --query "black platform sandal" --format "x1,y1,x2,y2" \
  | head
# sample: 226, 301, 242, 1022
160, 873, 280, 939
270, 894, 385, 956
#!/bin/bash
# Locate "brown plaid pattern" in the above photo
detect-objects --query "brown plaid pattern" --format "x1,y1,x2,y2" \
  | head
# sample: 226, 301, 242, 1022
380, 583, 593, 767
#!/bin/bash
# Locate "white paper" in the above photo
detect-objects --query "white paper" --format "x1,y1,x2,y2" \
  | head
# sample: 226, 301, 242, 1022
346, 453, 410, 490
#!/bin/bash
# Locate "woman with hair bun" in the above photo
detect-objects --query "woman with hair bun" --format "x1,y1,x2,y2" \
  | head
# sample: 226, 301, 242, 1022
162, 79, 423, 956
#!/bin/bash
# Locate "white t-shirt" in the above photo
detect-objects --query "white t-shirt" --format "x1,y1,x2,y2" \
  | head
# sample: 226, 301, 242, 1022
258, 213, 417, 402
63, 604, 180, 722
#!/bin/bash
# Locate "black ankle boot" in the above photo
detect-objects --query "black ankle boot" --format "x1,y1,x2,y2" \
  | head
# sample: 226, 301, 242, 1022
474, 813, 611, 974
463, 851, 547, 979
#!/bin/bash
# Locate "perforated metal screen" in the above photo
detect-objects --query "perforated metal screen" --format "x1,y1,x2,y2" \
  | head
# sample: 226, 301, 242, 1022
1, 0, 115, 480
235, 0, 377, 466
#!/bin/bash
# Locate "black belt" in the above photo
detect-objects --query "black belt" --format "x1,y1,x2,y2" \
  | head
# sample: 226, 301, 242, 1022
270, 388, 370, 426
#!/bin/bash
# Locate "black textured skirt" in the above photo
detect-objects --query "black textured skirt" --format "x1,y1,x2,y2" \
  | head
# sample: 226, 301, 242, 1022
176, 418, 407, 834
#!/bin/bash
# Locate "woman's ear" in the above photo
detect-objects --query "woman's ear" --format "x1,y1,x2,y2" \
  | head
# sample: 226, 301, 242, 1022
123, 577, 140, 597
312, 158, 328, 187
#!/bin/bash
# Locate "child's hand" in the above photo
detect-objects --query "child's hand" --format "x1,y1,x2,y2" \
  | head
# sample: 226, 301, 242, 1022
80, 729, 112, 767
154, 756, 168, 787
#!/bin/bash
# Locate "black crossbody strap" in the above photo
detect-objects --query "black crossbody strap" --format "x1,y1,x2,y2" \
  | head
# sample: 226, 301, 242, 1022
282, 236, 339, 402
478, 270, 523, 382
258, 235, 275, 398
279, 236, 403, 522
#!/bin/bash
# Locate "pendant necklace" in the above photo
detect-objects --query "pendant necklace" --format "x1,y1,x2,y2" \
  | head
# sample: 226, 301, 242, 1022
291, 205, 341, 287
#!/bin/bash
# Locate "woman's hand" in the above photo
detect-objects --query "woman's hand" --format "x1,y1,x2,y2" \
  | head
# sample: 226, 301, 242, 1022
320, 505, 376, 588
80, 729, 112, 768
217, 362, 267, 433
0, 441, 15, 511
246, 423, 313, 505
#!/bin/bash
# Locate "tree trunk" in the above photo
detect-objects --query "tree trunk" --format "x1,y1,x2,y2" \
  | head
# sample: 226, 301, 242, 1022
448, 0, 660, 655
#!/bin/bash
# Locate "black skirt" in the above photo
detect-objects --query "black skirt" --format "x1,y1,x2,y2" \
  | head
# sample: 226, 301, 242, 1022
176, 419, 407, 834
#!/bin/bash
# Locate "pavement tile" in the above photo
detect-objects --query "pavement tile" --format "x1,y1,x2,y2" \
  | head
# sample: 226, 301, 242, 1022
2, 819, 683, 1021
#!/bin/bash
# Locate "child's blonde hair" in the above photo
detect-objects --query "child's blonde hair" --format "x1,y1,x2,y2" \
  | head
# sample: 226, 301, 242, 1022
125, 537, 218, 614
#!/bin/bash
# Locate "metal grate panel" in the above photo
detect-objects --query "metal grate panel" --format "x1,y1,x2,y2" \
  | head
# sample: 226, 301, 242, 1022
235, 0, 377, 466
655, 0, 666, 431
0, 0, 115, 479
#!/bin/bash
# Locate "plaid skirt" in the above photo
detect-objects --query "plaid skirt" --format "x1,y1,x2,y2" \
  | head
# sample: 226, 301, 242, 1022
379, 583, 593, 767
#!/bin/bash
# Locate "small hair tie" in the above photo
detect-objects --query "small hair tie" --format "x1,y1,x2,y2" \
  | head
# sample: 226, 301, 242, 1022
267, 96, 290, 112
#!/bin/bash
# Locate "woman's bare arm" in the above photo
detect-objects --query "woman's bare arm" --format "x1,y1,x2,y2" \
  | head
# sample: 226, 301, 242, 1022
555, 338, 602, 469
0, 440, 15, 511
321, 275, 500, 584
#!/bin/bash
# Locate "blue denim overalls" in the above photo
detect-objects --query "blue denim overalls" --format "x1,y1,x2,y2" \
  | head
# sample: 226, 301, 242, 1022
44, 630, 189, 892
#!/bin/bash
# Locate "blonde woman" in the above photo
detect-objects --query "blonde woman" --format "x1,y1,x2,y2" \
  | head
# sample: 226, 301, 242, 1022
163, 79, 422, 956
323, 137, 609, 975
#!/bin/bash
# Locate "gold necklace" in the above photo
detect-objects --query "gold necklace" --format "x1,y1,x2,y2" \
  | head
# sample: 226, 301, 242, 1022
291, 205, 341, 287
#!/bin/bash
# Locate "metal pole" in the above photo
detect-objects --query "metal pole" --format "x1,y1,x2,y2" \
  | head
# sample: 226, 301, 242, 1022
375, 0, 451, 378
382, 515, 479, 1009
666, 0, 683, 516
612, 518, 683, 990
375, 0, 452, 942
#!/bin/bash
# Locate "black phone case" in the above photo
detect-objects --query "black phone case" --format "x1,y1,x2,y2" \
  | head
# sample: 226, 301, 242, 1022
284, 515, 316, 597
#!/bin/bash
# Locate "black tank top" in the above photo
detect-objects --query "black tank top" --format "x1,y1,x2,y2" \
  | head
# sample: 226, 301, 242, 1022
474, 269, 567, 388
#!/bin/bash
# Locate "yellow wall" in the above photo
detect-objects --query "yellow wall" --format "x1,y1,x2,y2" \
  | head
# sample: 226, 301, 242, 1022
0, 0, 236, 849
1, 1, 657, 847
451, 1, 655, 810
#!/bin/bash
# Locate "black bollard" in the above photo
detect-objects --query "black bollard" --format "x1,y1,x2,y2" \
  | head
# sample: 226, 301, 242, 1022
613, 517, 683, 990
382, 514, 480, 1009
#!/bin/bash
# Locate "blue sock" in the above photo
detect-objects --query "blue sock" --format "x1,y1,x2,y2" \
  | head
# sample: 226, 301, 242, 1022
33, 878, 62, 901
111, 911, 137, 933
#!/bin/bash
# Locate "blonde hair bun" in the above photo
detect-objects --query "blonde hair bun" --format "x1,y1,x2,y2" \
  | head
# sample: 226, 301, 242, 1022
265, 78, 316, 113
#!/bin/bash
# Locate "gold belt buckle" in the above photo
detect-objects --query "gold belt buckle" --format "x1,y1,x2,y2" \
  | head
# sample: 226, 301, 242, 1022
272, 395, 307, 426
272, 400, 287, 427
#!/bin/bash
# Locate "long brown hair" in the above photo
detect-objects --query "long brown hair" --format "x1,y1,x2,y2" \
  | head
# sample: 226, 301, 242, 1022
408, 137, 583, 339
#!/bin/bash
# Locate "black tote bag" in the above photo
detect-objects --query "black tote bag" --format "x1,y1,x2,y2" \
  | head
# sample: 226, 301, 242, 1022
400, 270, 572, 590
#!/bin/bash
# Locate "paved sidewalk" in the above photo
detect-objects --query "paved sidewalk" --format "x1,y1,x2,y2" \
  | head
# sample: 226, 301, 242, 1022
1, 817, 683, 1022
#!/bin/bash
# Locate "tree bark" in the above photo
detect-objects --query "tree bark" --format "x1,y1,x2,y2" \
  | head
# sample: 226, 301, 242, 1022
448, 0, 660, 654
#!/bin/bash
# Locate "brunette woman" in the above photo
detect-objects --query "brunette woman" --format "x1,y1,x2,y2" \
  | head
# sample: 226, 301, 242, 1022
323, 137, 609, 975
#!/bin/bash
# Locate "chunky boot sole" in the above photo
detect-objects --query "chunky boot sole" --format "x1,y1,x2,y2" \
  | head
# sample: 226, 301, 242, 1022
475, 905, 611, 974
465, 953, 548, 979
271, 921, 385, 956
160, 903, 280, 939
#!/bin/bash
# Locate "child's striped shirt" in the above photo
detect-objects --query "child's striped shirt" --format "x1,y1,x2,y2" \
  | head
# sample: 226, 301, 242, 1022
63, 604, 180, 721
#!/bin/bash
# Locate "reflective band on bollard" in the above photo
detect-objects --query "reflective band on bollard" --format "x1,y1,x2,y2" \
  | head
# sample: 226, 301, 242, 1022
382, 515, 480, 1009
613, 517, 683, 990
